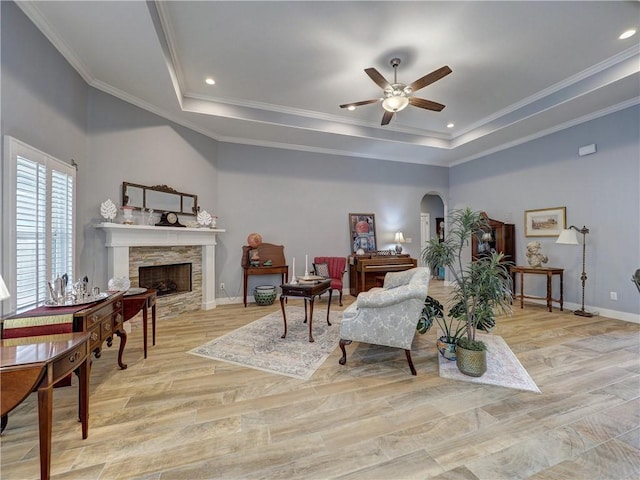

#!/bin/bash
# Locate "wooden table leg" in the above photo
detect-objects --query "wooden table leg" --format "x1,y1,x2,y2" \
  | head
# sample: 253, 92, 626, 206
546, 272, 552, 312
142, 302, 148, 358
519, 271, 524, 309
326, 290, 333, 325
280, 296, 287, 339
37, 385, 53, 480
243, 270, 249, 307
151, 301, 157, 346
559, 272, 564, 311
116, 329, 128, 369
308, 298, 315, 343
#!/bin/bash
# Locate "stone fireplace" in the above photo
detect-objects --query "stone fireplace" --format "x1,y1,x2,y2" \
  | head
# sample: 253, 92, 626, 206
139, 262, 192, 297
97, 223, 224, 319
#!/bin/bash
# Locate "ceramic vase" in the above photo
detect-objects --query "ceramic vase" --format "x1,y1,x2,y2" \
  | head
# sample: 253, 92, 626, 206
254, 285, 277, 306
436, 336, 457, 361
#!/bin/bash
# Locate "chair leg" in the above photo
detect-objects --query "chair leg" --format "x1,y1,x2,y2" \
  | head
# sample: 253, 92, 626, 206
405, 349, 417, 376
339, 339, 351, 365
338, 289, 343, 307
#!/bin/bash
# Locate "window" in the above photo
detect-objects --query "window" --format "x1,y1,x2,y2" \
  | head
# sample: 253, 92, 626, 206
2, 136, 76, 313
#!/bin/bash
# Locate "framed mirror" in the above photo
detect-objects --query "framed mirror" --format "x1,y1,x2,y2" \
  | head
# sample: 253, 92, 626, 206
122, 182, 198, 215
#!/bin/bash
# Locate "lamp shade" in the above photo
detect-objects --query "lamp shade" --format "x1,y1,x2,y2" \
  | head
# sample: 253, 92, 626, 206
556, 228, 579, 245
0, 274, 10, 301
394, 232, 406, 243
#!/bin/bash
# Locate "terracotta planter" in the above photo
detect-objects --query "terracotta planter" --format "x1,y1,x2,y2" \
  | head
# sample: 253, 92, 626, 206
436, 336, 457, 361
456, 344, 487, 377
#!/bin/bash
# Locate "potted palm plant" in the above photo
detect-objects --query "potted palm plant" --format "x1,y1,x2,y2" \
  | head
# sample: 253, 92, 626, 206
421, 208, 513, 376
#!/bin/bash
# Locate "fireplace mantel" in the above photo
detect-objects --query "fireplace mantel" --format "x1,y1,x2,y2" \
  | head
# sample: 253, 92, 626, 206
96, 223, 225, 310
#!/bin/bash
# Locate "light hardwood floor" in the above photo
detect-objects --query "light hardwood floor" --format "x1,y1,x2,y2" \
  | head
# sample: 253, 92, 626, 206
1, 281, 639, 479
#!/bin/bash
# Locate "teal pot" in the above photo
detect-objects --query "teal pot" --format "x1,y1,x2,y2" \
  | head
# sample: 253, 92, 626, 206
254, 285, 277, 306
456, 344, 487, 377
436, 336, 457, 361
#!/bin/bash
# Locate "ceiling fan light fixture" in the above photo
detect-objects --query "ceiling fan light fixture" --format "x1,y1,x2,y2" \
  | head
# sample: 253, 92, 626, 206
382, 95, 409, 112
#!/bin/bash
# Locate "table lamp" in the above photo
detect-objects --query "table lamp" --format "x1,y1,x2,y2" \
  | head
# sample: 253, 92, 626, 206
394, 232, 406, 254
556, 225, 592, 317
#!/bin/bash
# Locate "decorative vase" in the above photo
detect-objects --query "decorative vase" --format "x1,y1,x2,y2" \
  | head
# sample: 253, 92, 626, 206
254, 285, 277, 306
456, 344, 487, 377
121, 206, 135, 225
436, 336, 457, 361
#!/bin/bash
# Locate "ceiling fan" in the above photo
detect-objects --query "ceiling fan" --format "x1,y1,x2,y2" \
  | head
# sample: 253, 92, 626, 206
340, 58, 452, 125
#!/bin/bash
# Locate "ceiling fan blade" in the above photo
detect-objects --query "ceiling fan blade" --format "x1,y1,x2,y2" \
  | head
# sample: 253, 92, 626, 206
339, 99, 381, 109
381, 110, 394, 125
409, 97, 446, 112
409, 66, 452, 92
365, 68, 391, 90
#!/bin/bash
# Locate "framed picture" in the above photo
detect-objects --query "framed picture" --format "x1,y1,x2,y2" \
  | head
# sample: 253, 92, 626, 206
524, 207, 566, 237
349, 213, 377, 254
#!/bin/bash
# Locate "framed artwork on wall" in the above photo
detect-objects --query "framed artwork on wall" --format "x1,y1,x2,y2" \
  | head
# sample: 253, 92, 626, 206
524, 206, 566, 237
349, 213, 377, 254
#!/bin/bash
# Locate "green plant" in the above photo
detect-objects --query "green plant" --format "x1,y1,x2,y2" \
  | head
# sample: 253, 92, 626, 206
421, 208, 513, 346
417, 295, 465, 343
456, 336, 486, 352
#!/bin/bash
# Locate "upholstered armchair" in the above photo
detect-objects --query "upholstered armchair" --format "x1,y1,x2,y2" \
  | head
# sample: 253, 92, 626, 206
313, 256, 347, 306
338, 267, 430, 375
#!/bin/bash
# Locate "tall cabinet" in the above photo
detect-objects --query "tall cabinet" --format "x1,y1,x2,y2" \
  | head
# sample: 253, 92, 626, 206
471, 213, 515, 262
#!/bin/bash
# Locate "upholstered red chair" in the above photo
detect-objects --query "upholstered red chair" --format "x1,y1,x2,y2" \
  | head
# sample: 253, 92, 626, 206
313, 256, 347, 306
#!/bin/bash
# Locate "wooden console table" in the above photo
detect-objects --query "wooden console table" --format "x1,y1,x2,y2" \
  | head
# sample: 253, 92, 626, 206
241, 243, 288, 307
510, 266, 564, 312
4, 292, 127, 369
1, 332, 91, 480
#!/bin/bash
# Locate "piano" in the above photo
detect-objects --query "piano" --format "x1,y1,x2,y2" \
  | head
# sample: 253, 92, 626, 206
349, 254, 417, 296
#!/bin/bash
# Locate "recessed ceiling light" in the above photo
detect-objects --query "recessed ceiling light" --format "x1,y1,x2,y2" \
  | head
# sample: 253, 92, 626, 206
347, 105, 356, 111
447, 122, 455, 128
619, 29, 636, 40
205, 77, 215, 85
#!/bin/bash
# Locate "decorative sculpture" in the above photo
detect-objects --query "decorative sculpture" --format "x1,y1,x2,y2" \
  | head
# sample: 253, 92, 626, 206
526, 241, 548, 268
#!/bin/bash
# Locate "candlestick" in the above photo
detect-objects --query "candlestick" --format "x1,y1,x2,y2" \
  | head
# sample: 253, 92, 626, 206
291, 257, 297, 284
305, 255, 308, 276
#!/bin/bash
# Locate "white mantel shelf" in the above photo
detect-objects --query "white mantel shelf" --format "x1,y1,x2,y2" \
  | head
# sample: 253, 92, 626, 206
96, 223, 226, 310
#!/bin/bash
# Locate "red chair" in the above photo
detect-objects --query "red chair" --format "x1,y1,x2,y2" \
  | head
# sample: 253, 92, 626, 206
313, 256, 347, 306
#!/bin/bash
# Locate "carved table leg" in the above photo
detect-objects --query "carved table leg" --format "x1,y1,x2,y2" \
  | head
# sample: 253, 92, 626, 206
280, 295, 287, 339
308, 299, 315, 342
116, 329, 128, 369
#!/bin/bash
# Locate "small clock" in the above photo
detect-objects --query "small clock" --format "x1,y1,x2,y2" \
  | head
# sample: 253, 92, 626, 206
156, 211, 185, 227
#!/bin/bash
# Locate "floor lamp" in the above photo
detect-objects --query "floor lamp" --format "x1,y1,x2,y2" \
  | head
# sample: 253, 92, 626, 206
556, 225, 593, 317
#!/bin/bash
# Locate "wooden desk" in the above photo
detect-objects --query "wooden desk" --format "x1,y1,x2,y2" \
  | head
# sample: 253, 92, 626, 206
1, 332, 91, 480
510, 266, 564, 312
241, 243, 288, 307
123, 289, 157, 358
279, 280, 332, 343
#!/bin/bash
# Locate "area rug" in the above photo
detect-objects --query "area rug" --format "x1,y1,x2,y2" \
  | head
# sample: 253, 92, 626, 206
188, 307, 341, 380
438, 332, 541, 393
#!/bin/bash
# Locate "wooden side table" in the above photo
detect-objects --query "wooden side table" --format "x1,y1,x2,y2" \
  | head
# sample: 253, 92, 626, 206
280, 279, 332, 342
123, 289, 157, 358
510, 266, 564, 312
1, 332, 91, 480
241, 243, 288, 307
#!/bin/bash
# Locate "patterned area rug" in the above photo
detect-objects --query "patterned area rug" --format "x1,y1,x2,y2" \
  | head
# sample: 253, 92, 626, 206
188, 307, 341, 380
438, 332, 541, 393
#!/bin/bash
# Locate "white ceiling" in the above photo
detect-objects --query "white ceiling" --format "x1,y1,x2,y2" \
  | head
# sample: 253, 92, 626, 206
17, 1, 640, 167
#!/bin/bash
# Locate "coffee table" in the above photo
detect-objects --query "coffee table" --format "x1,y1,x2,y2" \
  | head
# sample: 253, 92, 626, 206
279, 279, 332, 342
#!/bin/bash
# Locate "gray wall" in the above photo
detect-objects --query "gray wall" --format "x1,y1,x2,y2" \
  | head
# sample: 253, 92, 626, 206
214, 143, 449, 299
450, 105, 640, 319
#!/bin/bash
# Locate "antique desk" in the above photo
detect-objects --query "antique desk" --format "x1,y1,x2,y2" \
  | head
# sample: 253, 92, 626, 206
4, 292, 127, 369
510, 266, 564, 312
122, 288, 157, 358
1, 332, 91, 480
279, 279, 332, 342
349, 255, 417, 296
242, 243, 288, 307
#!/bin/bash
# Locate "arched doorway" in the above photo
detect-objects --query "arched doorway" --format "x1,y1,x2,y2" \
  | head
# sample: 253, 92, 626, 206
420, 193, 446, 279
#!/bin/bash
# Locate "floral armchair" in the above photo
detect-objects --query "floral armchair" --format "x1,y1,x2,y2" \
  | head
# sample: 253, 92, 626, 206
338, 267, 430, 375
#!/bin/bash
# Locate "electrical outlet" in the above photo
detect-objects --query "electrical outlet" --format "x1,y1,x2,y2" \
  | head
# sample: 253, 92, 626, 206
220, 282, 225, 290
610, 291, 617, 300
